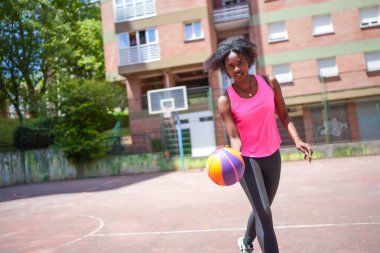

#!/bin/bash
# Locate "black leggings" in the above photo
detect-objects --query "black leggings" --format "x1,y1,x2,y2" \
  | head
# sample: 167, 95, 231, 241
240, 150, 281, 253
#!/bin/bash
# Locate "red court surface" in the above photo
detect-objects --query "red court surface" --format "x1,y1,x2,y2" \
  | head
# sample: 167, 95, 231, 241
1, 155, 380, 253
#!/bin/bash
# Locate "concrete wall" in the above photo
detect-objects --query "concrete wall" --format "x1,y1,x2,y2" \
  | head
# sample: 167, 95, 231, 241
0, 149, 171, 187
280, 139, 380, 158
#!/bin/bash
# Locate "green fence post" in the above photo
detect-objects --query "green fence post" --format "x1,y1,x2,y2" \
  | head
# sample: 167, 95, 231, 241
320, 76, 331, 144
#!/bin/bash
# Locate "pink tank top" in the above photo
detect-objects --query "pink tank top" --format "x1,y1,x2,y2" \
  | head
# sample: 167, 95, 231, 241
227, 75, 281, 157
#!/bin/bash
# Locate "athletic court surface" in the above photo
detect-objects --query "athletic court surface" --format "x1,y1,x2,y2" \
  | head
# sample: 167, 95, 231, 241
1, 155, 379, 253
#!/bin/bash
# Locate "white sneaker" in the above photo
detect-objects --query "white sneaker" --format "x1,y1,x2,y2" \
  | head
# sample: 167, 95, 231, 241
238, 237, 254, 253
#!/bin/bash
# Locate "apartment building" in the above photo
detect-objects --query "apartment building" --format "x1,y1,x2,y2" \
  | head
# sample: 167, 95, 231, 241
100, 0, 380, 157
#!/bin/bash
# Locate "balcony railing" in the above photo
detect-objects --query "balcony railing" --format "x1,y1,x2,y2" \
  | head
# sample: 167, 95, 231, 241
213, 3, 250, 23
119, 43, 160, 66
115, 0, 155, 23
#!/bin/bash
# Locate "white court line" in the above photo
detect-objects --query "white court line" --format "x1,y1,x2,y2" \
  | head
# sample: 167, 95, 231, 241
61, 215, 104, 247
91, 221, 380, 237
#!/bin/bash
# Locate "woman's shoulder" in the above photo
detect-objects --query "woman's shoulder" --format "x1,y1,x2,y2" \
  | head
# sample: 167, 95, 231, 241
218, 94, 230, 104
217, 94, 231, 113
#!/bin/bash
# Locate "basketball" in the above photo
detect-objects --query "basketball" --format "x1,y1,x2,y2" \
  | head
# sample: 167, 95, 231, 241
206, 147, 245, 186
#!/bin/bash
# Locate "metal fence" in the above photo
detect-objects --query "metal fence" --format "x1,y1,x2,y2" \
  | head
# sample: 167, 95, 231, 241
3, 89, 380, 156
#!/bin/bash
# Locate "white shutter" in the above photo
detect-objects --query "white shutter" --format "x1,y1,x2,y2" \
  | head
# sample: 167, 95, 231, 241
268, 22, 288, 42
313, 14, 334, 35
365, 51, 380, 72
273, 64, 292, 83
318, 57, 338, 77
360, 6, 379, 27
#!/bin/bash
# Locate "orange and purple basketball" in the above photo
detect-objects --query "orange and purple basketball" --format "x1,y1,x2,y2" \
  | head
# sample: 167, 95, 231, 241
206, 147, 245, 186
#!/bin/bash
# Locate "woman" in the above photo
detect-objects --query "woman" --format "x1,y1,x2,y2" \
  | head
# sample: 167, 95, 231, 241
203, 38, 313, 253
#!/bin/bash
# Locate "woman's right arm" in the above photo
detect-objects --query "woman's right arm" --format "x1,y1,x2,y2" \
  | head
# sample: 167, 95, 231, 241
217, 95, 242, 152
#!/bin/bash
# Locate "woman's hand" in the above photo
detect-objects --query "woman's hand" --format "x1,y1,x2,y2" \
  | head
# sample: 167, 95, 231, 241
295, 140, 313, 163
270, 76, 313, 163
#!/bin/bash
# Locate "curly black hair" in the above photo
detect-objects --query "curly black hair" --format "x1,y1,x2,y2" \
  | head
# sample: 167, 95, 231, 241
203, 38, 257, 74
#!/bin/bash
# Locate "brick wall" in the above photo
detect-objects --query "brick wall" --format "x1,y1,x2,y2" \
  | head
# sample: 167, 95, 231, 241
100, 0, 119, 75
158, 18, 213, 59
156, 0, 208, 14
252, 3, 380, 99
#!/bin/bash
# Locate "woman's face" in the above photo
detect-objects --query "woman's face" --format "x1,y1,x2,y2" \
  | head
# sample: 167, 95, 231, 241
224, 51, 249, 81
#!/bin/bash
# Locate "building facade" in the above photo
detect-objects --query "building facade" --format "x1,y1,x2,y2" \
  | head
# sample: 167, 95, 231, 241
100, 0, 380, 157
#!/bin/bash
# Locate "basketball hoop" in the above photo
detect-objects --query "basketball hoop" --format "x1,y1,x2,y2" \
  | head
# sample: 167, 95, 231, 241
147, 86, 188, 115
145, 86, 187, 171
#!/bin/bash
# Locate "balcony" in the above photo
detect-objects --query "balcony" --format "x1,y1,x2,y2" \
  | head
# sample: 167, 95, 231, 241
213, 3, 250, 31
119, 43, 160, 66
115, 0, 156, 23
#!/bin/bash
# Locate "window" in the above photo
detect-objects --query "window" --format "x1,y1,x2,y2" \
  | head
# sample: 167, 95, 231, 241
118, 33, 129, 48
312, 14, 334, 36
272, 64, 292, 83
184, 21, 204, 41
118, 28, 160, 65
268, 21, 288, 43
115, 0, 156, 22
317, 57, 338, 77
129, 32, 137, 46
365, 51, 380, 72
360, 6, 380, 28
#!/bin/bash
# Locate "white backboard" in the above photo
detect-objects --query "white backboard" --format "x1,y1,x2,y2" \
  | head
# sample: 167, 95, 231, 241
147, 86, 188, 115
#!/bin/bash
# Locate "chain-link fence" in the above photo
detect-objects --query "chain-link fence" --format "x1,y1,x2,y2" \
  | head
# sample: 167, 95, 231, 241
2, 85, 380, 156
110, 88, 380, 156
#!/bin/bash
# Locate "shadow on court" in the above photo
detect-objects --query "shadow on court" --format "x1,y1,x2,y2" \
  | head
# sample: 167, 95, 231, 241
0, 171, 172, 202
0, 155, 379, 253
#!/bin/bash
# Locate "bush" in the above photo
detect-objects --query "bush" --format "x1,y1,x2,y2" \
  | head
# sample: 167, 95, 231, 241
53, 79, 125, 162
31, 117, 56, 129
13, 126, 53, 150
99, 113, 129, 132
0, 118, 20, 147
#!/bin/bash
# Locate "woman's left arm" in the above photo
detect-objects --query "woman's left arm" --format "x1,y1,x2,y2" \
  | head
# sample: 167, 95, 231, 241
270, 76, 313, 162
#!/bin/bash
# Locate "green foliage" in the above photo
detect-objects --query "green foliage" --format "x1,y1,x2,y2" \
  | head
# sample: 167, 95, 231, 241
13, 126, 53, 150
12, 117, 55, 150
183, 157, 208, 170
0, 91, 6, 112
333, 146, 373, 157
0, 118, 20, 147
0, 117, 44, 147
280, 150, 324, 162
112, 111, 130, 129
0, 0, 105, 120
99, 113, 130, 132
101, 128, 130, 138
53, 79, 125, 162
72, 18, 105, 80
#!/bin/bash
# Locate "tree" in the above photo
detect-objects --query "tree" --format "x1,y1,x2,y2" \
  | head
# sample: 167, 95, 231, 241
0, 0, 43, 123
0, 90, 7, 116
52, 79, 125, 162
0, 0, 104, 123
